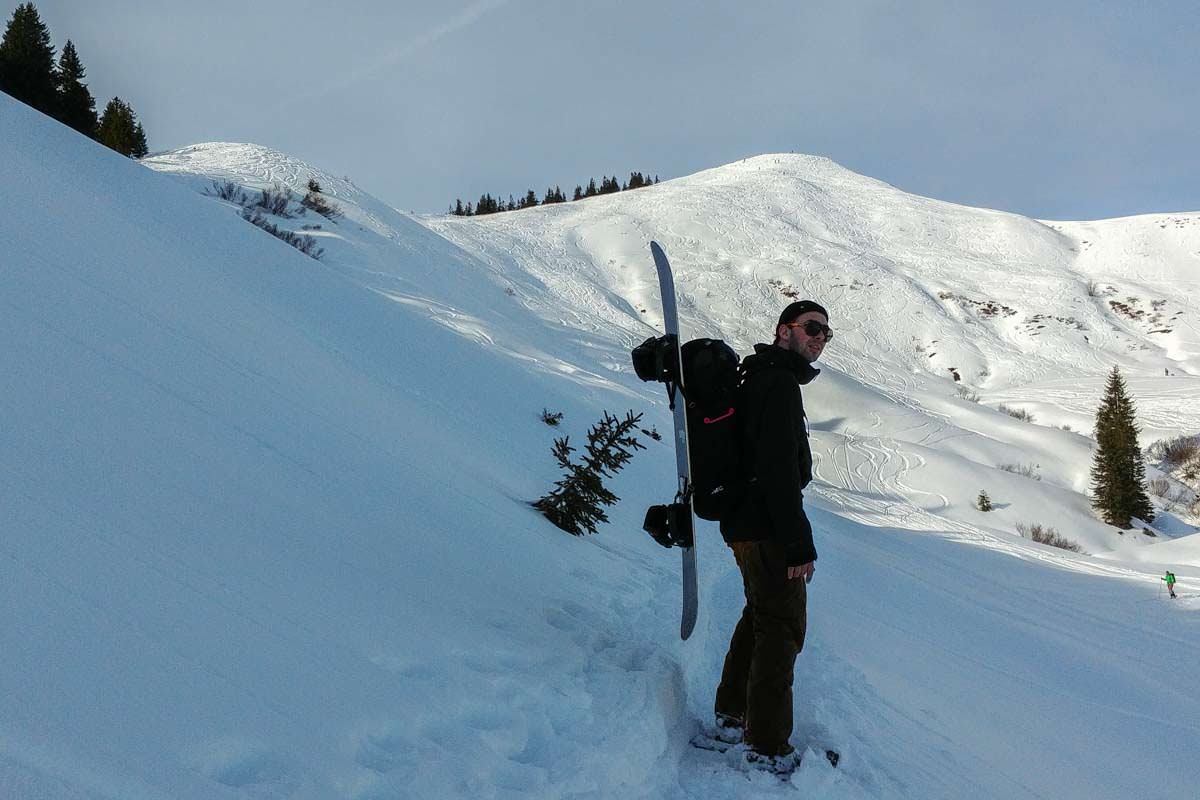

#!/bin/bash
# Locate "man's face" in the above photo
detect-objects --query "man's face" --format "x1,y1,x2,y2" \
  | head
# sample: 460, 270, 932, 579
778, 311, 830, 363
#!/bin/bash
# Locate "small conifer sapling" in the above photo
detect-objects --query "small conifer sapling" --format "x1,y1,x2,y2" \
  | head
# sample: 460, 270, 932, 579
535, 411, 646, 535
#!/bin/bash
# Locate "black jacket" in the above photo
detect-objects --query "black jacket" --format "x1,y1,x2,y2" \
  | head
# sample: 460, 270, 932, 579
719, 343, 819, 566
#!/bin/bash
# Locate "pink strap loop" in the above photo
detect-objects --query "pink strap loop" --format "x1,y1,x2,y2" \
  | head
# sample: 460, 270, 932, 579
704, 408, 735, 424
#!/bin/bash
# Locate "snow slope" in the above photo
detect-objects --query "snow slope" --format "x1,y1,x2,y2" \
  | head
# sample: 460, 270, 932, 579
423, 154, 1200, 562
4, 93, 1199, 799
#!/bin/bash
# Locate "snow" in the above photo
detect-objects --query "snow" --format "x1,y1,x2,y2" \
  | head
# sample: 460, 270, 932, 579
4, 94, 1200, 799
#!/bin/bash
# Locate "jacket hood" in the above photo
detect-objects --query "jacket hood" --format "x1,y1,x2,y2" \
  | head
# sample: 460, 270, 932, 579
743, 343, 821, 385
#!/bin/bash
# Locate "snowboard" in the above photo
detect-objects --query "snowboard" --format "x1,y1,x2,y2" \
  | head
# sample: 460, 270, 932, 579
649, 241, 699, 640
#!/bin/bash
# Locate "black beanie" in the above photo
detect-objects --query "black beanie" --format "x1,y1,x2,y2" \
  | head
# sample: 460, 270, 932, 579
777, 300, 829, 328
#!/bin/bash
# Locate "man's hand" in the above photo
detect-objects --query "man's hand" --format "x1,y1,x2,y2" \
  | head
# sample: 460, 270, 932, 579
788, 562, 815, 583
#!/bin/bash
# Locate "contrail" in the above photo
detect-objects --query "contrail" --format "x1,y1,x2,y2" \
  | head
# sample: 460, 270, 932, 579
261, 0, 513, 117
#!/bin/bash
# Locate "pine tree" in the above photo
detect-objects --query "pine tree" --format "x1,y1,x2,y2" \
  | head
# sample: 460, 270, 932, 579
976, 490, 993, 512
54, 40, 97, 137
0, 2, 58, 115
585, 178, 598, 197
534, 411, 646, 535
454, 198, 464, 216
97, 96, 148, 157
573, 185, 583, 201
1090, 366, 1155, 527
131, 119, 148, 157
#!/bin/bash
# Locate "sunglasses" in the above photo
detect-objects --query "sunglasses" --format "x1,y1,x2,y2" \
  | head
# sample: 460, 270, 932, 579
784, 320, 834, 340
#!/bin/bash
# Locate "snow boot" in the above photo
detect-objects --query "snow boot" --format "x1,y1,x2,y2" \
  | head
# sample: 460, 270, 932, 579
745, 745, 802, 777
713, 712, 745, 744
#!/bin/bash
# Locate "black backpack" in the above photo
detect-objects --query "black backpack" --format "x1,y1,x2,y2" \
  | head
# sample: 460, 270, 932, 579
632, 335, 747, 521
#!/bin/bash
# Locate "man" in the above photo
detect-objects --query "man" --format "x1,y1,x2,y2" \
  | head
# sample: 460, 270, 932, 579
1164, 571, 1177, 599
713, 299, 830, 770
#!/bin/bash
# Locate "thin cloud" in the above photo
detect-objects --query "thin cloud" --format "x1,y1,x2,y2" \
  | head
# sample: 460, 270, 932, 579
261, 0, 512, 117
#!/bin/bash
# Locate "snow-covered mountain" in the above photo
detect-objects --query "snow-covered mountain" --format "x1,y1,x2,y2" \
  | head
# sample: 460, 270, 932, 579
4, 92, 1199, 800
424, 154, 1200, 556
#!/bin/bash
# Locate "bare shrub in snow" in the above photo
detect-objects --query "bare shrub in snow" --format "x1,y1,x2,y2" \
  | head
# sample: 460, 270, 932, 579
540, 409, 564, 426
1165, 487, 1196, 513
254, 184, 296, 218
205, 179, 249, 206
206, 180, 298, 219
955, 385, 980, 403
1147, 434, 1200, 468
1017, 522, 1084, 553
241, 210, 324, 260
1148, 477, 1170, 498
998, 463, 1041, 481
997, 404, 1035, 423
301, 178, 343, 221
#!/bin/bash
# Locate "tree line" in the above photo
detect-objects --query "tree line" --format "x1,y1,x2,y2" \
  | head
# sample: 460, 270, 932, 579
451, 171, 659, 217
0, 2, 148, 157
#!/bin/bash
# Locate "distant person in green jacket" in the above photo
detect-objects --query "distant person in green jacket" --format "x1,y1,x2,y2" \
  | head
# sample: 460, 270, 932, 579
1163, 571, 1177, 599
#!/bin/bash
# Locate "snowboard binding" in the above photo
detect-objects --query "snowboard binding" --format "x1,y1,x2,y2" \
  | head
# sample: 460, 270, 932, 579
632, 334, 681, 386
643, 501, 694, 549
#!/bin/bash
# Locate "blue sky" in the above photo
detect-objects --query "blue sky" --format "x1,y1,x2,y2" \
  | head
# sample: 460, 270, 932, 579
28, 0, 1200, 219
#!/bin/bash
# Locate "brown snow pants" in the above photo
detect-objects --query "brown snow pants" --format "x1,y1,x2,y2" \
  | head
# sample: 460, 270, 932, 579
714, 539, 807, 756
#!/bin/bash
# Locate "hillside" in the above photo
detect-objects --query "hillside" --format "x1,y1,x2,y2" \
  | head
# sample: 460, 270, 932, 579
3, 93, 1199, 799
424, 153, 1200, 561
